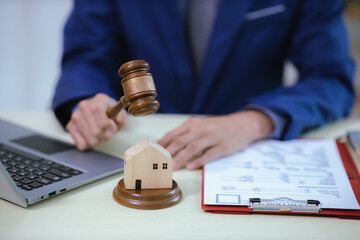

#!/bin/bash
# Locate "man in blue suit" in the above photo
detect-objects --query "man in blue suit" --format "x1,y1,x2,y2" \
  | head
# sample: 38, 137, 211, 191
52, 0, 355, 170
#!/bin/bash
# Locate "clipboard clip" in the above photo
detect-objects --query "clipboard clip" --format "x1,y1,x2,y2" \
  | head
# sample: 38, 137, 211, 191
249, 197, 321, 213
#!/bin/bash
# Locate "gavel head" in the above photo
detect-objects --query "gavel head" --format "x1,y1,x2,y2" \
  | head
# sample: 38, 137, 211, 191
118, 60, 160, 117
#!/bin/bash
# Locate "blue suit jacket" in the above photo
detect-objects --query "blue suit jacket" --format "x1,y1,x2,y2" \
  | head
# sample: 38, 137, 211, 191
52, 0, 355, 139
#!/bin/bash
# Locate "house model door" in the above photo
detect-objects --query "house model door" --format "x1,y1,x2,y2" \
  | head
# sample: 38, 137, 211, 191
135, 179, 141, 190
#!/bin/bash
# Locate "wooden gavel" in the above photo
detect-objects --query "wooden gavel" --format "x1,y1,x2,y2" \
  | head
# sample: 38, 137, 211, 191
106, 60, 160, 119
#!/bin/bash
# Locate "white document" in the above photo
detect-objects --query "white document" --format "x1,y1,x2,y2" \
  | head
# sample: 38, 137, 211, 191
204, 139, 360, 209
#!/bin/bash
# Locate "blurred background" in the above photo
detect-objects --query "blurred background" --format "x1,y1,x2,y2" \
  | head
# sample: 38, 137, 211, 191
0, 0, 72, 111
0, 0, 359, 118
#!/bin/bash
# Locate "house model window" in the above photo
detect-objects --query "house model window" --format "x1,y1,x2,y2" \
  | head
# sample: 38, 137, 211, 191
153, 163, 158, 170
124, 137, 173, 190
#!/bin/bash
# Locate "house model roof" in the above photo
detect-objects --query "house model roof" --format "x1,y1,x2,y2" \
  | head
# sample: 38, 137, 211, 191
124, 137, 172, 160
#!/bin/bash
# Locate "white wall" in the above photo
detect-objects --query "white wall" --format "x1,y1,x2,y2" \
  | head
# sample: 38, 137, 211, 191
0, 0, 73, 110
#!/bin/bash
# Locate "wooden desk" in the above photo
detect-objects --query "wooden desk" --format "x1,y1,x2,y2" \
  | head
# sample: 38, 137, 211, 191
1, 111, 360, 240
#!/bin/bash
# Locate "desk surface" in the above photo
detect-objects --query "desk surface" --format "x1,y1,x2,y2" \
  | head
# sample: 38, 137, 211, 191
1, 111, 360, 240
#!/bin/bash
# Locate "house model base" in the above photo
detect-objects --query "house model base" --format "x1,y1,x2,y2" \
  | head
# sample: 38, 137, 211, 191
113, 178, 182, 210
113, 137, 182, 209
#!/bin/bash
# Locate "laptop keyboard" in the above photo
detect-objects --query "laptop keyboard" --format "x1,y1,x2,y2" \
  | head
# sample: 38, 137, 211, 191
0, 145, 82, 191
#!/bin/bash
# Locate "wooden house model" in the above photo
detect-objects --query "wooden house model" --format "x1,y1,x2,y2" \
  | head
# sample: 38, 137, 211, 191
124, 137, 173, 190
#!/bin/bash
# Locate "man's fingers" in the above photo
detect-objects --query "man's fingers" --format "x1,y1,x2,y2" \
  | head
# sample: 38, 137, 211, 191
114, 109, 129, 131
66, 93, 130, 150
165, 131, 200, 157
157, 121, 191, 148
76, 104, 100, 147
157, 112, 274, 171
186, 145, 227, 170
67, 110, 96, 148
93, 93, 121, 131
172, 136, 218, 170
66, 122, 90, 151
82, 103, 106, 137
93, 103, 113, 131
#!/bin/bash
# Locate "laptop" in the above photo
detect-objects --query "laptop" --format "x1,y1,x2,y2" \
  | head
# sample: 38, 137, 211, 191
0, 118, 124, 207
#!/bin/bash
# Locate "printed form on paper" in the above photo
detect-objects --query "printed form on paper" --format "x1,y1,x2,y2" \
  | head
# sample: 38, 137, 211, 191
203, 139, 360, 209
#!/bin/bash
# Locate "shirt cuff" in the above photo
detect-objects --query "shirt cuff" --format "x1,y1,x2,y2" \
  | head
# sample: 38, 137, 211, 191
242, 103, 287, 139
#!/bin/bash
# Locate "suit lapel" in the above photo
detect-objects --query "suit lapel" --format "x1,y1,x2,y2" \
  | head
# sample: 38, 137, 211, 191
191, 0, 252, 113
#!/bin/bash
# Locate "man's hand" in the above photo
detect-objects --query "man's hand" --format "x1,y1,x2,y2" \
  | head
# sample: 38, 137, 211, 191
157, 110, 274, 170
66, 93, 128, 150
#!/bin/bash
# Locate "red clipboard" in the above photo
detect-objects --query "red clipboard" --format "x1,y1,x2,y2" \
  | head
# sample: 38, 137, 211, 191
201, 140, 360, 219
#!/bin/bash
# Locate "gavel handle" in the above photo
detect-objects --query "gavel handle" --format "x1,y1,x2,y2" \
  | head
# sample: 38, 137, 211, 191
106, 96, 130, 119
